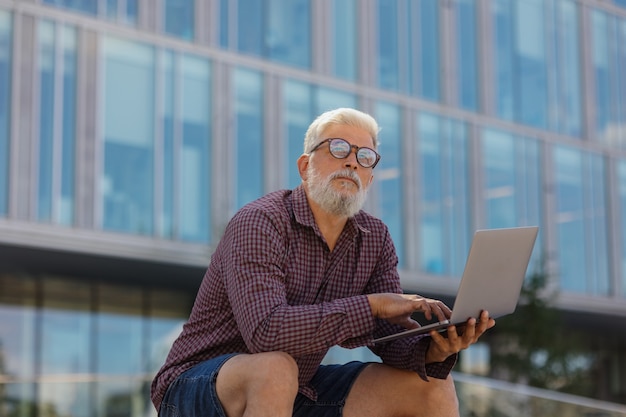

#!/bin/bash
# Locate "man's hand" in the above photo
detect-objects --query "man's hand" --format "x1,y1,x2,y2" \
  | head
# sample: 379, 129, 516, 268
425, 310, 496, 363
367, 293, 452, 330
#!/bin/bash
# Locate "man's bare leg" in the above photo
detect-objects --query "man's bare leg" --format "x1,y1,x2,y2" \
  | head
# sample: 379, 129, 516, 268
216, 352, 299, 417
344, 363, 459, 417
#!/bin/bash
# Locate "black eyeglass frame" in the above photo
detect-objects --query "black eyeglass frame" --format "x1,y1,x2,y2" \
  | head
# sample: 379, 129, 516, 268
309, 138, 381, 169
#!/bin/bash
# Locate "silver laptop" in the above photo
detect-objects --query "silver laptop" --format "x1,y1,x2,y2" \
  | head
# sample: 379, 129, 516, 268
373, 226, 539, 344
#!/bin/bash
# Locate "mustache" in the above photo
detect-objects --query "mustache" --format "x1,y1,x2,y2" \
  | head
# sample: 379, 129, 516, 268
328, 169, 362, 189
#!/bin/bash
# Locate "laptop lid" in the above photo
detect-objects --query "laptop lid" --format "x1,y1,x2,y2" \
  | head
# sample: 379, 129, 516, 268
373, 226, 539, 344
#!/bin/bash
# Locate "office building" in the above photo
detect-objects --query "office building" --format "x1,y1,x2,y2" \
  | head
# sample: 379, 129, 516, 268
1, 0, 625, 416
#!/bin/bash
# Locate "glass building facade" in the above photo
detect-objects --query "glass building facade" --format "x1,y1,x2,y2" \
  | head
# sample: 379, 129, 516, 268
1, 0, 626, 416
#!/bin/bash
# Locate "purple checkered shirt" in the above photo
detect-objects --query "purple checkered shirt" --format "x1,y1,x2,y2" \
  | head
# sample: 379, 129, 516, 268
151, 186, 456, 410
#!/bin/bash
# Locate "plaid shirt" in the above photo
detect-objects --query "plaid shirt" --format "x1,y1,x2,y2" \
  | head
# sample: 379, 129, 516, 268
151, 186, 456, 409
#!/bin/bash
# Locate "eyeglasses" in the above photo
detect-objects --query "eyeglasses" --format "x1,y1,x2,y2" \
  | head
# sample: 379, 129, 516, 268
309, 138, 381, 169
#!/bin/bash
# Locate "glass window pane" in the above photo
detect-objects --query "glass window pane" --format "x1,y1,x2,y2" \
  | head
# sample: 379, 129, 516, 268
591, 10, 612, 141
554, 146, 610, 295
414, 0, 440, 101
482, 129, 543, 268
549, 0, 581, 136
96, 285, 143, 375
237, 0, 263, 56
314, 88, 356, 116
493, 0, 515, 121
332, 0, 357, 80
41, 278, 92, 375
619, 161, 626, 297
283, 80, 312, 189
0, 274, 37, 379
456, 0, 478, 110
102, 38, 155, 235
377, 0, 399, 91
418, 113, 470, 276
164, 0, 194, 40
234, 68, 264, 210
38, 21, 56, 223
179, 54, 211, 243
43, 0, 98, 15
375, 102, 404, 266
147, 290, 192, 373
516, 0, 547, 128
0, 10, 11, 217
160, 51, 175, 239
37, 22, 77, 225
267, 0, 310, 68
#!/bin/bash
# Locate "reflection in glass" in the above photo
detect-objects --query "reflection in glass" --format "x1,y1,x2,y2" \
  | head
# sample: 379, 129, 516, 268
418, 113, 469, 276
482, 129, 543, 268
160, 51, 175, 239
39, 382, 92, 417
0, 10, 11, 216
233, 0, 311, 68
37, 21, 77, 225
164, 0, 195, 40
332, 0, 356, 80
619, 161, 626, 298
234, 68, 264, 210
554, 146, 609, 295
43, 0, 97, 15
179, 54, 211, 243
41, 278, 92, 375
375, 102, 403, 266
103, 37, 155, 235
456, 0, 478, 110
592, 10, 626, 145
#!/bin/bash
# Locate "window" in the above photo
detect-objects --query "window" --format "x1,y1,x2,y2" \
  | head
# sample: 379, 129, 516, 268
234, 68, 264, 210
619, 161, 626, 298
375, 102, 404, 266
37, 21, 77, 225
482, 129, 543, 268
591, 10, 626, 146
331, 0, 357, 81
554, 146, 609, 295
102, 38, 155, 235
0, 274, 192, 417
376, 0, 440, 100
178, 54, 211, 242
0, 10, 10, 217
418, 113, 470, 276
43, 0, 138, 24
547, 0, 581, 137
226, 0, 311, 68
164, 0, 194, 40
456, 0, 478, 110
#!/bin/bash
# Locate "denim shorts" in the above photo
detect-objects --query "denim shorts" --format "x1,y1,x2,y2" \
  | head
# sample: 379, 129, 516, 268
158, 353, 370, 417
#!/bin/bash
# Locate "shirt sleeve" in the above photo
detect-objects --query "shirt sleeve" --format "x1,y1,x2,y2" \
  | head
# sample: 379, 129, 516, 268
221, 207, 376, 357
364, 226, 458, 380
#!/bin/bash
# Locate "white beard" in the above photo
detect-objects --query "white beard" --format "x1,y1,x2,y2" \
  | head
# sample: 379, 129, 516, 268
306, 167, 368, 218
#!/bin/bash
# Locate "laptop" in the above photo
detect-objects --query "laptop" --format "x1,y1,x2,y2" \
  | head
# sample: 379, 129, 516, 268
373, 226, 539, 344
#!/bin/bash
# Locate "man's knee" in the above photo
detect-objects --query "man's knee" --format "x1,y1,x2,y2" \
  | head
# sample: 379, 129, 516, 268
345, 364, 459, 417
217, 352, 299, 414
250, 351, 299, 389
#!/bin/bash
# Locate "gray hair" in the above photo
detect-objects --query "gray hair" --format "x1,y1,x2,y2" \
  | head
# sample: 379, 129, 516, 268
303, 108, 380, 154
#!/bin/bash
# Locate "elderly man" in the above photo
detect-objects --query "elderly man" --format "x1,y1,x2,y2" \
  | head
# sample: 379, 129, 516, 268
151, 107, 495, 417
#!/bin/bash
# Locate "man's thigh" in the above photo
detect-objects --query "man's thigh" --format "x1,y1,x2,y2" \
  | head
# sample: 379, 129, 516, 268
343, 363, 459, 417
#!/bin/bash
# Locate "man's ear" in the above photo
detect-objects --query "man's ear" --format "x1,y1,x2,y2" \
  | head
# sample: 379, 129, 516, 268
297, 154, 309, 180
